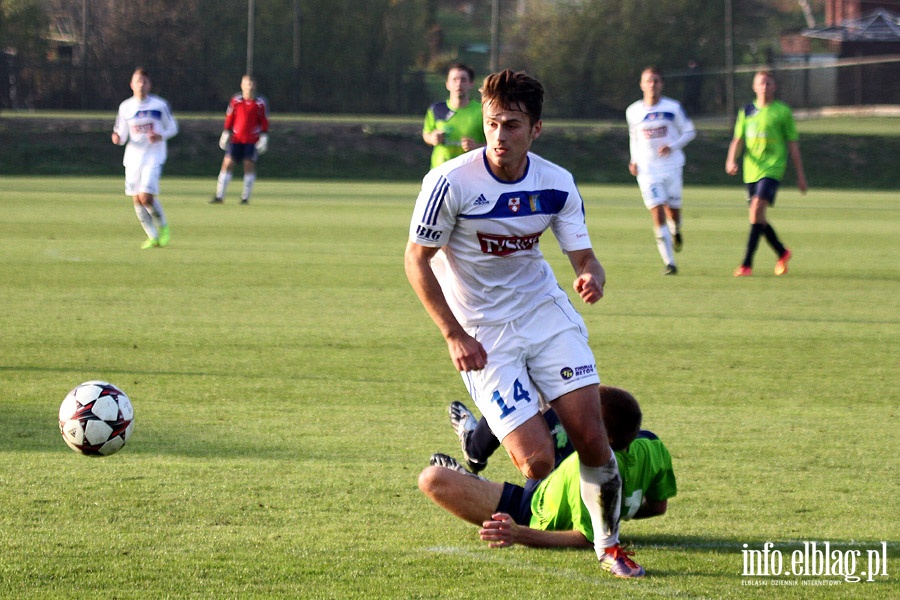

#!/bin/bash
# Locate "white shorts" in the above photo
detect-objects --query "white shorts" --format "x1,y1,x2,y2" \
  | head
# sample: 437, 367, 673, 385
461, 297, 600, 442
124, 164, 162, 197
636, 167, 683, 210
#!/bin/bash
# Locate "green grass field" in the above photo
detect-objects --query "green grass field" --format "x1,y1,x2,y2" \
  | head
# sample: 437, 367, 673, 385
1, 176, 897, 599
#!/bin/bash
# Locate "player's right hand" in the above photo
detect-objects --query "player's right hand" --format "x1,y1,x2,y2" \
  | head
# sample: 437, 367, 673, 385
219, 131, 231, 151
447, 332, 487, 372
480, 513, 518, 548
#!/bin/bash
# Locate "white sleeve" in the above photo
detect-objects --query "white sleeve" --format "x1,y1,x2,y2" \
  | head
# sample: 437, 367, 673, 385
668, 107, 696, 151
113, 106, 129, 144
409, 171, 456, 248
158, 102, 178, 140
552, 178, 592, 253
628, 124, 639, 164
625, 104, 642, 164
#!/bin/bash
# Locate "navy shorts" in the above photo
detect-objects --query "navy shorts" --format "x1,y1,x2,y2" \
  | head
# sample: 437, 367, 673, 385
497, 479, 541, 525
746, 178, 780, 205
228, 142, 259, 162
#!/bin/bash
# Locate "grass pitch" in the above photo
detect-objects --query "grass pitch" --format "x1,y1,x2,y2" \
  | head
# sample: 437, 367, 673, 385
0, 176, 897, 599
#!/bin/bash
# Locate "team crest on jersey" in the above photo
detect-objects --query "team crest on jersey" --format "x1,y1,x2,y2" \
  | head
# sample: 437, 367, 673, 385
508, 197, 521, 213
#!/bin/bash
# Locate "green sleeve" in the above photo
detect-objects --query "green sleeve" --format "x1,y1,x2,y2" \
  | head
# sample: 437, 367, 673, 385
423, 107, 436, 134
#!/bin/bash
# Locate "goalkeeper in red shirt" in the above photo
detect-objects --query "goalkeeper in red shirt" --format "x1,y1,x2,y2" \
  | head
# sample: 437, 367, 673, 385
211, 75, 269, 205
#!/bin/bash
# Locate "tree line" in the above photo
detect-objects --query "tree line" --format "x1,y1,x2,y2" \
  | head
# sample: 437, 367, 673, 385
1, 0, 809, 117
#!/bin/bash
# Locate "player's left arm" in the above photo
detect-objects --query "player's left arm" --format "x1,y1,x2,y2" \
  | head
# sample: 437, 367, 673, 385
156, 102, 178, 141
480, 513, 592, 549
788, 140, 808, 194
568, 248, 605, 304
668, 107, 696, 151
631, 498, 668, 520
258, 97, 269, 133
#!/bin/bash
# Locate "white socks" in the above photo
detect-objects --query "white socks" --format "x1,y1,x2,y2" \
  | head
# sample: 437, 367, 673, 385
655, 225, 675, 266
242, 173, 256, 201
134, 203, 156, 239
216, 171, 232, 199
216, 172, 255, 201
150, 198, 167, 227
580, 455, 622, 555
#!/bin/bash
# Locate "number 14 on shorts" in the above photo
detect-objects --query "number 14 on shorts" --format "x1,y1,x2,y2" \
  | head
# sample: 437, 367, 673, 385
491, 379, 533, 418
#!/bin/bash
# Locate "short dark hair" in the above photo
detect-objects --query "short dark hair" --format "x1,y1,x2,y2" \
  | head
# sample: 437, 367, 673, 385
600, 386, 642, 451
642, 65, 663, 78
447, 63, 474, 82
480, 69, 544, 125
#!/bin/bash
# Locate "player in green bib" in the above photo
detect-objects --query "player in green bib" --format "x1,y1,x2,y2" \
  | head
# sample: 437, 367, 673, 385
418, 387, 676, 566
726, 70, 808, 277
422, 64, 486, 168
528, 431, 676, 542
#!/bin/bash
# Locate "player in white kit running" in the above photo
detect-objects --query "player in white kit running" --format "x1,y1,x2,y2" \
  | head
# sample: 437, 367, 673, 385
405, 70, 644, 578
626, 67, 695, 275
112, 68, 179, 249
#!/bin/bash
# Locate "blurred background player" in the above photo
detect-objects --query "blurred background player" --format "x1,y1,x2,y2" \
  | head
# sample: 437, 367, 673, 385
421, 63, 485, 168
111, 68, 178, 249
419, 386, 676, 558
211, 75, 269, 205
626, 66, 696, 275
726, 70, 807, 277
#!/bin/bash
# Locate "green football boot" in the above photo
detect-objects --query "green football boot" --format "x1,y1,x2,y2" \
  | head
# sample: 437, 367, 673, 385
158, 225, 171, 247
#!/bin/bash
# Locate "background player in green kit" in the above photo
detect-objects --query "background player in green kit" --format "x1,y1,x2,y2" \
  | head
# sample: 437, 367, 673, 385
726, 70, 808, 277
418, 386, 676, 551
421, 63, 485, 168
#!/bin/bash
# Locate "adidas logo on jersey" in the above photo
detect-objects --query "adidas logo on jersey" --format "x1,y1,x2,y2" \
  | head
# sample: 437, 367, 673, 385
473, 194, 489, 206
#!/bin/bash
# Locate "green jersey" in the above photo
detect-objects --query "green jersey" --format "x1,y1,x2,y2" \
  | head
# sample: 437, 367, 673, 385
529, 432, 677, 542
423, 99, 485, 169
733, 99, 799, 183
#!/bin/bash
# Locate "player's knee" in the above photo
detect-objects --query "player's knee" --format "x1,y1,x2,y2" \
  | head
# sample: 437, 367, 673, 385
513, 448, 555, 480
417, 466, 447, 496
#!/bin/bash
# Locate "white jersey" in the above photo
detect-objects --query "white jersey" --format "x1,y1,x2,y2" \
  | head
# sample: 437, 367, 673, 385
626, 96, 695, 175
113, 94, 178, 168
409, 149, 593, 326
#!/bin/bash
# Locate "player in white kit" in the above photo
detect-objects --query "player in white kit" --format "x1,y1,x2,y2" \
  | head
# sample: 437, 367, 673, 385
112, 68, 179, 249
626, 66, 695, 274
405, 70, 644, 578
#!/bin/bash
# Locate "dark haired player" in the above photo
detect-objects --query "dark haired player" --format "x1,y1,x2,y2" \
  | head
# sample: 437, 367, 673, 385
405, 70, 642, 577
419, 386, 676, 557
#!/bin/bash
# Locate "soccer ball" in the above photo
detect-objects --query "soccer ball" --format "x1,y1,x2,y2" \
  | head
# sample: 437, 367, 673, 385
58, 381, 135, 456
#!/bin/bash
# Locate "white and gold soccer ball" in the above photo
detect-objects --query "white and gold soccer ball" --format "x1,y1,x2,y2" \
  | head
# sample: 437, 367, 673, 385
59, 381, 135, 456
